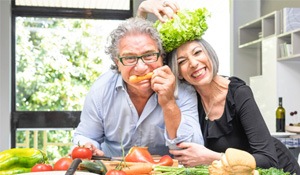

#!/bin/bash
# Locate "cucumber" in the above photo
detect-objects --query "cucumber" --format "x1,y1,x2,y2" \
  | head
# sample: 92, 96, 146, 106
79, 160, 107, 175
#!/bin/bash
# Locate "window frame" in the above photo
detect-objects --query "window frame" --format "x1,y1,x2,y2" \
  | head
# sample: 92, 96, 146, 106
10, 0, 133, 147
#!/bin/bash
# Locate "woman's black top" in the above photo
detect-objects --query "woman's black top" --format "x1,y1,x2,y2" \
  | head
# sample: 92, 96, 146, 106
198, 76, 300, 174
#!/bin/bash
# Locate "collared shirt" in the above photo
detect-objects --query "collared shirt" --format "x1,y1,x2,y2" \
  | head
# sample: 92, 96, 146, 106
73, 70, 203, 157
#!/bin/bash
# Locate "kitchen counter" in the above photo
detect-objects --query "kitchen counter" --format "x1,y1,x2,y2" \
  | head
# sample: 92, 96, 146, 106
271, 132, 300, 163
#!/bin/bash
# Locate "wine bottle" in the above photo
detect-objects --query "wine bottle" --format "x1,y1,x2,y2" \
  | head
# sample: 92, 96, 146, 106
276, 97, 285, 132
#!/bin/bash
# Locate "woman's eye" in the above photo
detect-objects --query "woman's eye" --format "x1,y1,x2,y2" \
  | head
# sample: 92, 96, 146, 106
178, 59, 187, 65
194, 50, 202, 55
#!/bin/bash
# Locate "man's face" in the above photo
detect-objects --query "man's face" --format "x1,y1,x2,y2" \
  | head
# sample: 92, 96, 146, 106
116, 33, 163, 91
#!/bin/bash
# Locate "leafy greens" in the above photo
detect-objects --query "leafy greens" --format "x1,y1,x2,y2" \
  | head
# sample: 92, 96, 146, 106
154, 8, 210, 52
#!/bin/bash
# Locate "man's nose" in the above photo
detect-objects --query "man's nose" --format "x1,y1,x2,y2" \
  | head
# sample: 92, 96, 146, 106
134, 59, 147, 69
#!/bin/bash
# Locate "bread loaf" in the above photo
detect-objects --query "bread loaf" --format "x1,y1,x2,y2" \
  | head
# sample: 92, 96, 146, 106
209, 148, 257, 175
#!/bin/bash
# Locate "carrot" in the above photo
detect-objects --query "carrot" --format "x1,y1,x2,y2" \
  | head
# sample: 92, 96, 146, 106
103, 161, 153, 175
121, 162, 153, 175
129, 72, 153, 83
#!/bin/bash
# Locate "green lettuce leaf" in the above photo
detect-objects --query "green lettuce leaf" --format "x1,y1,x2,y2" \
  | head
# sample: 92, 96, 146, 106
154, 8, 210, 52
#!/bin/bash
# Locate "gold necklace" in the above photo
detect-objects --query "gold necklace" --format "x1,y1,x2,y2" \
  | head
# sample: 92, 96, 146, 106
202, 101, 215, 120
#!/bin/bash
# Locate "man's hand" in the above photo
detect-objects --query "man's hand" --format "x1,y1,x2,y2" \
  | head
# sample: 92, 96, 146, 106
151, 65, 176, 106
84, 142, 105, 156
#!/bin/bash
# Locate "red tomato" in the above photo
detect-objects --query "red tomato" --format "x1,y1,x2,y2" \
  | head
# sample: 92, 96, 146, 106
71, 146, 93, 160
31, 163, 53, 172
156, 155, 174, 166
53, 157, 73, 170
106, 169, 127, 175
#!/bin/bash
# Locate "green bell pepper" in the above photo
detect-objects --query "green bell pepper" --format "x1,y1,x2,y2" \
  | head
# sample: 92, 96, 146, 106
0, 148, 47, 170
0, 167, 31, 175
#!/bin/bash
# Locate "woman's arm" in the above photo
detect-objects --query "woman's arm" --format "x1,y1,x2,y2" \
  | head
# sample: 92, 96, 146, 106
234, 85, 278, 168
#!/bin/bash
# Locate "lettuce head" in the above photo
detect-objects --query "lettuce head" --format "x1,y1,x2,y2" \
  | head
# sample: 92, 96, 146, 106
154, 8, 210, 52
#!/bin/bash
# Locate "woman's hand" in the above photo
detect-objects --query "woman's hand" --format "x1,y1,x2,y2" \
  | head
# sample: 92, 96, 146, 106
170, 142, 222, 167
84, 142, 105, 156
137, 0, 179, 23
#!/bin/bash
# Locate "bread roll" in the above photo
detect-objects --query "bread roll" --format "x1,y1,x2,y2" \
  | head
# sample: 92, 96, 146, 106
209, 148, 257, 175
225, 148, 256, 174
208, 160, 228, 175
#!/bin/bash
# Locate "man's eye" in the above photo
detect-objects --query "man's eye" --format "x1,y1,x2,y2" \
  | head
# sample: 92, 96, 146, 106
124, 56, 137, 61
143, 53, 154, 58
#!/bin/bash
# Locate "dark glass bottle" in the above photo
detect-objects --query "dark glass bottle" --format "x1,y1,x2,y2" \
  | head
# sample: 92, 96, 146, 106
276, 97, 285, 132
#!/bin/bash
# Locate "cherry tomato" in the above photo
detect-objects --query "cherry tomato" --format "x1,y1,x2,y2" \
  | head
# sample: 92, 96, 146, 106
106, 169, 127, 175
31, 163, 53, 172
53, 157, 73, 170
71, 146, 93, 160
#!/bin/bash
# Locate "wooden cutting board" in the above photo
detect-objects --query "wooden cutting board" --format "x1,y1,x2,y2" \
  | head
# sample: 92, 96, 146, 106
102, 159, 178, 171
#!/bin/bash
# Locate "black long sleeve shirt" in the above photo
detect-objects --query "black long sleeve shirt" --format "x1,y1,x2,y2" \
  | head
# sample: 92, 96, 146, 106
198, 76, 300, 174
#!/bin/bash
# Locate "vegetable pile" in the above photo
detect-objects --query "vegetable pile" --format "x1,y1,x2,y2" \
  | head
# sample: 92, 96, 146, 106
1, 147, 293, 175
154, 8, 210, 52
0, 147, 107, 175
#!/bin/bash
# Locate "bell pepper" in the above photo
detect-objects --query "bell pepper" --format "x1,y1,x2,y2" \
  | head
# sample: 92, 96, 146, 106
124, 146, 173, 166
0, 148, 47, 171
0, 167, 31, 175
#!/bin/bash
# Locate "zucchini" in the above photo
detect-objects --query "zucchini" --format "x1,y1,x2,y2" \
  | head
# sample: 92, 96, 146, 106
79, 160, 107, 175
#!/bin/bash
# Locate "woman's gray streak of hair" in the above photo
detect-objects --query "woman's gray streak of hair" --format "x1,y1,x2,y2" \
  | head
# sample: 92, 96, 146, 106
105, 17, 164, 71
169, 50, 179, 99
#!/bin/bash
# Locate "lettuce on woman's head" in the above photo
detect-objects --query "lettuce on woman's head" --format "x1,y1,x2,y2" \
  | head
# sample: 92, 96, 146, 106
154, 8, 210, 53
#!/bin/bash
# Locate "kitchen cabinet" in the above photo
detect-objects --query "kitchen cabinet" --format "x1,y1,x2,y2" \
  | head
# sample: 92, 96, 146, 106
238, 9, 300, 132
239, 11, 278, 49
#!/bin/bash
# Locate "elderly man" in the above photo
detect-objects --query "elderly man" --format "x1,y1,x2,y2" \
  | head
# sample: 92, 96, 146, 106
73, 17, 203, 157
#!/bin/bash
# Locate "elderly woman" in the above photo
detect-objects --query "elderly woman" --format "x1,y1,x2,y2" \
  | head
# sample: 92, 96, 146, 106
137, 1, 300, 174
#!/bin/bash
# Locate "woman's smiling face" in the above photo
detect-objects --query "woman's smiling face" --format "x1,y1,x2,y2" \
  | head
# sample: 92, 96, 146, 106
176, 40, 214, 86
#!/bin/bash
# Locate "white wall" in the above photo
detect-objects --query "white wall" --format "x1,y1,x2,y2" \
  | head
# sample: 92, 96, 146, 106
0, 0, 11, 151
185, 0, 230, 76
230, 0, 261, 85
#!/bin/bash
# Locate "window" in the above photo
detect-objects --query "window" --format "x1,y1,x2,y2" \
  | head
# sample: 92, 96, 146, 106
11, 0, 133, 160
